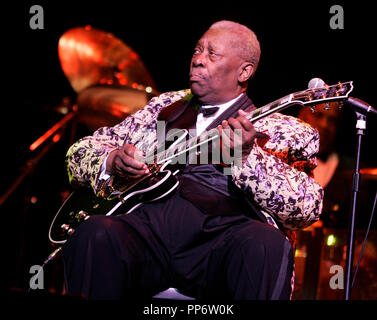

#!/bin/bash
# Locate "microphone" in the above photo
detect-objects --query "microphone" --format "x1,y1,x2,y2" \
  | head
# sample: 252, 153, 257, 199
308, 77, 325, 89
308, 77, 377, 116
346, 96, 377, 116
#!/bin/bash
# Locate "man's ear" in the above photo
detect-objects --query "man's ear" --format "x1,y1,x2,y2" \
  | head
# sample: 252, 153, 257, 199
238, 62, 254, 83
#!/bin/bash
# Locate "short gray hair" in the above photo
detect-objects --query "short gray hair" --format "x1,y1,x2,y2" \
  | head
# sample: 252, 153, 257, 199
209, 20, 261, 75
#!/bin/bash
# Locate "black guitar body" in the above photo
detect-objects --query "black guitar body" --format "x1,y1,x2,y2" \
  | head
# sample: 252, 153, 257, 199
49, 169, 179, 244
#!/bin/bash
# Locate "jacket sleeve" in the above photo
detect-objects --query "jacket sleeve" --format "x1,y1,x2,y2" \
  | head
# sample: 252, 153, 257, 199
65, 90, 189, 194
65, 110, 146, 194
231, 113, 323, 230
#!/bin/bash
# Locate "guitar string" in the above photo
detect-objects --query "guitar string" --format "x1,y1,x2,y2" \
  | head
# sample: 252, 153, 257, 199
144, 83, 351, 166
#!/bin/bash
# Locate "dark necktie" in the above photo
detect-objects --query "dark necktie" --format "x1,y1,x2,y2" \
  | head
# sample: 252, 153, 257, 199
198, 106, 219, 117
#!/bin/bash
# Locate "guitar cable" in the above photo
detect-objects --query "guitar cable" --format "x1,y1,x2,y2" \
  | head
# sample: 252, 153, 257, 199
28, 247, 62, 292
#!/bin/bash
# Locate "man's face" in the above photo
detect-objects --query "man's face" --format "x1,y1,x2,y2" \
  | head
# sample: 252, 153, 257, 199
189, 29, 244, 105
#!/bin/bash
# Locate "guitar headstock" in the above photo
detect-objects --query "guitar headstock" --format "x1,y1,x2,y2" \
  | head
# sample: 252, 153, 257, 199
298, 81, 354, 112
247, 81, 355, 123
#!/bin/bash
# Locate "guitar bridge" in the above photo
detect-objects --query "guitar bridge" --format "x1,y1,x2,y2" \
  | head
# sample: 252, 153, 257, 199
117, 194, 126, 204
148, 162, 163, 174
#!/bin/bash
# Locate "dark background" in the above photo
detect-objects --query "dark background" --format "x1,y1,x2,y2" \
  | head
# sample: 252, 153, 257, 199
4, 0, 377, 295
11, 0, 377, 165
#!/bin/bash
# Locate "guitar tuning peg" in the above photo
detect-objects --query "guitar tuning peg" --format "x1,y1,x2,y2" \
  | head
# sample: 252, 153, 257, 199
338, 101, 344, 109
324, 103, 330, 111
310, 106, 316, 113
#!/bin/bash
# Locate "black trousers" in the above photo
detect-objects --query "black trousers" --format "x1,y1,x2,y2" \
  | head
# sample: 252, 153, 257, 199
62, 187, 294, 300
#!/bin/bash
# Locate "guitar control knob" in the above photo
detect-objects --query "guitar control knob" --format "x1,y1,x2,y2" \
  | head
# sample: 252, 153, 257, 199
76, 210, 90, 220
61, 224, 75, 235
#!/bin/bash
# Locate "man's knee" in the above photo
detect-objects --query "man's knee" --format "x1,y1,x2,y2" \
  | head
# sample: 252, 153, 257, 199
232, 220, 290, 253
229, 220, 294, 279
64, 215, 125, 250
226, 221, 293, 299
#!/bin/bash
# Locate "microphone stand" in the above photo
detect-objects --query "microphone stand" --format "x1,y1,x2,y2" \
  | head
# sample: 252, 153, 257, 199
0, 106, 77, 206
344, 111, 366, 300
2, 106, 77, 291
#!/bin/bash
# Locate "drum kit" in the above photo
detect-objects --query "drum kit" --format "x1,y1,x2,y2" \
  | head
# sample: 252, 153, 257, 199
58, 25, 159, 130
3, 25, 164, 294
1, 26, 159, 206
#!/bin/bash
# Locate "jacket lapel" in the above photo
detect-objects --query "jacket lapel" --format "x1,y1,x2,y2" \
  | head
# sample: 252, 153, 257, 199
157, 92, 256, 136
157, 93, 195, 125
205, 93, 256, 131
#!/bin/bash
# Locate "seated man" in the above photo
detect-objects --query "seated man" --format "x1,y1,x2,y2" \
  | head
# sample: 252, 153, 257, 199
63, 20, 323, 300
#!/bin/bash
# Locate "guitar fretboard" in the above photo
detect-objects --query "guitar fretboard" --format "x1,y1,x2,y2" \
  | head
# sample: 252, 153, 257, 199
145, 81, 353, 165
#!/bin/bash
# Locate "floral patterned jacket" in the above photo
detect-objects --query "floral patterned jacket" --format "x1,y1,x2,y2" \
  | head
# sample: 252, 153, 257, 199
66, 89, 323, 230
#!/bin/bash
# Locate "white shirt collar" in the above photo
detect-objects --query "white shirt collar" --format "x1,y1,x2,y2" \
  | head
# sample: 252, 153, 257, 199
201, 93, 244, 110
196, 93, 244, 135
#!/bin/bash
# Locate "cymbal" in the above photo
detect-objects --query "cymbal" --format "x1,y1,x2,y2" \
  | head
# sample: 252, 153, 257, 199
76, 85, 154, 130
360, 168, 377, 180
342, 168, 377, 181
58, 26, 156, 93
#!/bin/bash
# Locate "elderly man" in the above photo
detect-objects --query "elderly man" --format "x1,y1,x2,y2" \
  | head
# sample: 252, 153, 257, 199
63, 20, 323, 300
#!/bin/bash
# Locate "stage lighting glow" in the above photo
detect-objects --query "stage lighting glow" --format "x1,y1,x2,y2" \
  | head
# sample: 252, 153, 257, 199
327, 234, 337, 246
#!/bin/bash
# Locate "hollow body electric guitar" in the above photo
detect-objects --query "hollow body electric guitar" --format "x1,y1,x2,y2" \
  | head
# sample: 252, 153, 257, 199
49, 81, 353, 244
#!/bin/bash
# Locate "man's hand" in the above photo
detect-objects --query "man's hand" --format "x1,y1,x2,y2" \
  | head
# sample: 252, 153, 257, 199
217, 109, 264, 166
106, 144, 149, 177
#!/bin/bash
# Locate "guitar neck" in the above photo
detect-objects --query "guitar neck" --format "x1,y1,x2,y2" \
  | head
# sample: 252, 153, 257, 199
147, 81, 354, 164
